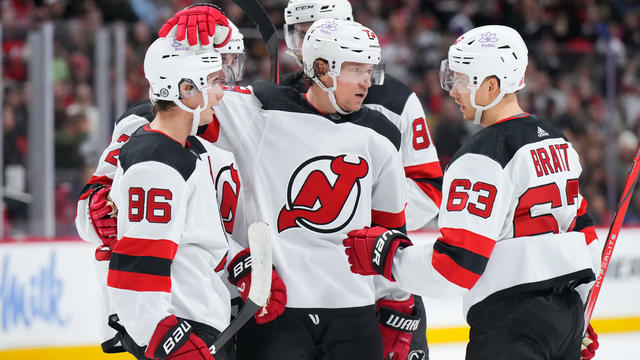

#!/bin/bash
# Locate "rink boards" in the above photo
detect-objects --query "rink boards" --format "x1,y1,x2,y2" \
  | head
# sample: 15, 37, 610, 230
0, 227, 639, 358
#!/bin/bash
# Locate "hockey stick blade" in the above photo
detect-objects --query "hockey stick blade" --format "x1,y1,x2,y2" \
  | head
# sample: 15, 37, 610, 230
210, 222, 273, 354
583, 144, 640, 331
232, 0, 279, 83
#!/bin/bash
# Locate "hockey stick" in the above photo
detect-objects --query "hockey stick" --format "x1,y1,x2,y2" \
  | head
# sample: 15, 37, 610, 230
583, 144, 640, 331
231, 0, 280, 83
209, 222, 273, 354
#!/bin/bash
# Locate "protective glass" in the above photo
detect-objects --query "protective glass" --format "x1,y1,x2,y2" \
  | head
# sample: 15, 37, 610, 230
439, 59, 470, 94
220, 53, 246, 85
337, 63, 385, 85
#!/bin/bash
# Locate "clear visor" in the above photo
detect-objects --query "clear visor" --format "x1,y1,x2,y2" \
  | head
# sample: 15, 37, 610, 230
220, 53, 246, 85
284, 23, 311, 51
337, 63, 385, 85
439, 59, 470, 94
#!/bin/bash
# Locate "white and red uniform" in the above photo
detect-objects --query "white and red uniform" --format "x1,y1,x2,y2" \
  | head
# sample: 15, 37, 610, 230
74, 101, 242, 348
107, 124, 231, 346
393, 113, 601, 317
280, 72, 443, 231
204, 81, 408, 308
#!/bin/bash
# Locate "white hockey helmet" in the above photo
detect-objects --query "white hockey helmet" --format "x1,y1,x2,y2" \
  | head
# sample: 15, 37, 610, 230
283, 0, 353, 63
440, 25, 528, 124
218, 21, 246, 84
302, 19, 383, 114
144, 35, 223, 135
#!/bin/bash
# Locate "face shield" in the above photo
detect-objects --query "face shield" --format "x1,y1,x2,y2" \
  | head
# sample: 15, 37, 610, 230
220, 53, 246, 85
337, 63, 385, 85
439, 59, 470, 94
284, 22, 312, 58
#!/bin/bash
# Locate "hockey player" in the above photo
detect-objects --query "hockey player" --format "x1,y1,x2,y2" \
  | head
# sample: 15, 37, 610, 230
203, 18, 410, 360
106, 34, 230, 360
282, 0, 442, 231
343, 25, 601, 360
281, 1, 438, 358
74, 22, 248, 358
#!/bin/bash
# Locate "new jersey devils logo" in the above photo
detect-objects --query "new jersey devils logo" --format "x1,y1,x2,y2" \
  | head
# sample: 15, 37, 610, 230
278, 155, 369, 233
216, 164, 241, 234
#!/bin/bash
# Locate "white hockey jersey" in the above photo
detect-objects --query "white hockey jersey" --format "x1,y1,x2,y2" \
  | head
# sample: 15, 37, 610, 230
204, 82, 408, 308
74, 101, 242, 347
393, 113, 601, 318
108, 124, 231, 346
280, 72, 443, 231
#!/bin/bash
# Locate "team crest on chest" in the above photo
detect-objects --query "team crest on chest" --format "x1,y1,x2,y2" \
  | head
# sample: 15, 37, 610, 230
214, 164, 241, 234
277, 155, 369, 233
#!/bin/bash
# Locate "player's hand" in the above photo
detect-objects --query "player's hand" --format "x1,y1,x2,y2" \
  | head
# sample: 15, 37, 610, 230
89, 185, 118, 258
228, 248, 287, 324
378, 296, 420, 360
343, 226, 412, 281
581, 323, 599, 360
145, 315, 214, 360
158, 4, 231, 48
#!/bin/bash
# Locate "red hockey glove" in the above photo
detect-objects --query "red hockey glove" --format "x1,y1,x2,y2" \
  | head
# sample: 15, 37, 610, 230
89, 185, 118, 259
158, 4, 231, 48
343, 227, 412, 281
145, 315, 214, 360
227, 248, 287, 324
377, 296, 420, 360
581, 323, 599, 360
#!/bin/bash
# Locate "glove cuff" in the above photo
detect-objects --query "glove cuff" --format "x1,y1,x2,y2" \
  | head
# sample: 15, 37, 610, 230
146, 315, 193, 360
377, 296, 420, 333
371, 230, 412, 280
227, 248, 252, 285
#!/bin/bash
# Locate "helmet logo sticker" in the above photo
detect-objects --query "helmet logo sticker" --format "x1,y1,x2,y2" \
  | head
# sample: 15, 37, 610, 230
171, 39, 188, 51
479, 32, 499, 47
160, 88, 169, 97
318, 19, 338, 35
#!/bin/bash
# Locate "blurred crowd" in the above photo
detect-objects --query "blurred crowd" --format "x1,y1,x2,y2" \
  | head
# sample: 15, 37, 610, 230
2, 0, 640, 237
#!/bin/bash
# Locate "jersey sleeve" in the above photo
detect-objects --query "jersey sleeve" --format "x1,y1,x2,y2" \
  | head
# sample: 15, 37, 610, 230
371, 148, 408, 233
393, 153, 512, 298
203, 87, 263, 155
75, 116, 148, 243
106, 162, 189, 346
400, 93, 443, 230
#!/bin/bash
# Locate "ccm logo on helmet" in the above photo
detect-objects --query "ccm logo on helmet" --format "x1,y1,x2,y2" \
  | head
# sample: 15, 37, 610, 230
294, 4, 314, 10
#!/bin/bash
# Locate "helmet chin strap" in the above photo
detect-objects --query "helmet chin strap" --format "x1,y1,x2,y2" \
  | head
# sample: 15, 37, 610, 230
469, 87, 506, 125
173, 89, 209, 136
311, 75, 352, 115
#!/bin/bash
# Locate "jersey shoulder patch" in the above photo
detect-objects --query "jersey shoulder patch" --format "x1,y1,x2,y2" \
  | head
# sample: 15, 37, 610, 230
349, 107, 402, 151
364, 74, 412, 116
450, 114, 567, 168
119, 126, 205, 181
252, 80, 315, 115
116, 100, 154, 125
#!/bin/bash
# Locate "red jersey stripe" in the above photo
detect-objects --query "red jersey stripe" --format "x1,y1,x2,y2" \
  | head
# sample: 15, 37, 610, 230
582, 226, 598, 245
113, 237, 178, 260
88, 175, 113, 186
200, 116, 220, 142
578, 198, 588, 216
411, 180, 442, 208
404, 162, 443, 179
439, 227, 496, 258
432, 249, 480, 289
108, 269, 171, 292
371, 208, 406, 229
